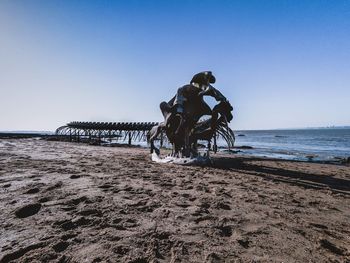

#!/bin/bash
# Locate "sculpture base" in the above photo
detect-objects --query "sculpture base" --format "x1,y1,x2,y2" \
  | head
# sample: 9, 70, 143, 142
151, 152, 211, 166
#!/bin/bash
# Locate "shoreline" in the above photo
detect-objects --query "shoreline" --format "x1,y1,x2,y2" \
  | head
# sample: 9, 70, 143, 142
0, 138, 349, 262
222, 147, 350, 165
1, 131, 349, 165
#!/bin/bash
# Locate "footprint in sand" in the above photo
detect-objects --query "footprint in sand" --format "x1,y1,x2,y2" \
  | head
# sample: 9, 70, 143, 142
78, 208, 103, 217
194, 215, 216, 224
319, 238, 346, 256
46, 181, 63, 191
123, 218, 138, 228
205, 252, 222, 262
38, 196, 52, 203
215, 201, 231, 210
216, 225, 233, 237
52, 241, 69, 253
61, 196, 89, 211
200, 201, 211, 210
53, 216, 91, 231
113, 245, 130, 255
60, 233, 78, 241
98, 184, 113, 192
237, 238, 250, 248
24, 187, 40, 194
53, 219, 77, 231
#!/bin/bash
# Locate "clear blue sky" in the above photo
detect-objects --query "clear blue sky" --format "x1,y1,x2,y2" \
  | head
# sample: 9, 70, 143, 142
1, 0, 349, 131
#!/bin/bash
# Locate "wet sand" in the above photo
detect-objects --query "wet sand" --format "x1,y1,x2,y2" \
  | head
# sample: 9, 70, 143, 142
0, 138, 349, 262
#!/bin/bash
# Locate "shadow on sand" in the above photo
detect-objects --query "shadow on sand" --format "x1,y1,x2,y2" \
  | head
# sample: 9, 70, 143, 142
212, 156, 350, 195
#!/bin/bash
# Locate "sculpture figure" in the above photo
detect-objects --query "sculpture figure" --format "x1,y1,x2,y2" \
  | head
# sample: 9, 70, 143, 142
149, 71, 234, 162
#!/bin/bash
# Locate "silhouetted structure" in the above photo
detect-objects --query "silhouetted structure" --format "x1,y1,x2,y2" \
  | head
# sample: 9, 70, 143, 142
55, 121, 162, 145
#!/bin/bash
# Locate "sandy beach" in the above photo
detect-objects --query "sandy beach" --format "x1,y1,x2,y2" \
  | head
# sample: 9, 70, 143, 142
0, 138, 349, 262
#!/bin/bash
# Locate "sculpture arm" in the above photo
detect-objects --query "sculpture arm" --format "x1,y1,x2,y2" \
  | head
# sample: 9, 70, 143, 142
199, 85, 227, 102
168, 95, 176, 106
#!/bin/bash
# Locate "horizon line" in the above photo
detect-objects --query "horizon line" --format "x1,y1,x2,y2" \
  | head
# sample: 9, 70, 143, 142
1, 125, 350, 134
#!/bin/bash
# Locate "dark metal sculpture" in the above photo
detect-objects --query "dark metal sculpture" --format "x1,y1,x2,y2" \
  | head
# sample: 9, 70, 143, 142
149, 71, 235, 160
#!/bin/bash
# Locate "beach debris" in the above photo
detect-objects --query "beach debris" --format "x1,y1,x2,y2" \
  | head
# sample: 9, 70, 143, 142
149, 71, 235, 163
151, 152, 211, 165
14, 203, 41, 218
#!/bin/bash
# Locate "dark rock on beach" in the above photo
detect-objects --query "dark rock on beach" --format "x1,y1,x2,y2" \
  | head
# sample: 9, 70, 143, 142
14, 203, 41, 218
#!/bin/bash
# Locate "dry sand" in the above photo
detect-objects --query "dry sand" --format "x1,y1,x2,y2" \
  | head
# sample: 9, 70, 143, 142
0, 138, 349, 262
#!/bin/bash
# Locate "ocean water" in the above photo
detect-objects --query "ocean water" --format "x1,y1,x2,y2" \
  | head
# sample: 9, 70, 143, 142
227, 128, 350, 162
125, 128, 350, 162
